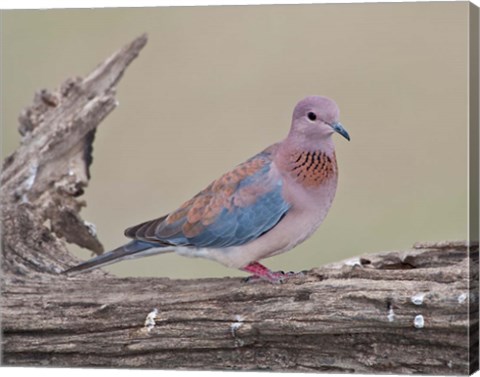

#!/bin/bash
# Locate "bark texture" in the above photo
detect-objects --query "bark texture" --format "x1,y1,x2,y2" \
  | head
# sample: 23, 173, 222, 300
1, 35, 478, 375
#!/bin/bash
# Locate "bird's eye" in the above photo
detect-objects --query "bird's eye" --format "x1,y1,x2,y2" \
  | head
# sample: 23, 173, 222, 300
307, 112, 317, 121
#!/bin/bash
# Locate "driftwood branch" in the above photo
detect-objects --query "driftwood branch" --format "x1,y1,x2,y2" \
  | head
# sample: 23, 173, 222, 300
1, 35, 478, 375
1, 34, 148, 276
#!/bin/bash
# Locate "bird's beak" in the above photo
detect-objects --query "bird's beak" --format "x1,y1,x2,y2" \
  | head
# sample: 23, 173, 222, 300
332, 122, 350, 141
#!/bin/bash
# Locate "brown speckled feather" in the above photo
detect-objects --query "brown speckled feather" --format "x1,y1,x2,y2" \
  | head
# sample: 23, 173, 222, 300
124, 147, 275, 243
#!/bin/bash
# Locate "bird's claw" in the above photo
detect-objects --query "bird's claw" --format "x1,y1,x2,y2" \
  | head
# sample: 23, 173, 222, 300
242, 262, 306, 284
243, 270, 304, 284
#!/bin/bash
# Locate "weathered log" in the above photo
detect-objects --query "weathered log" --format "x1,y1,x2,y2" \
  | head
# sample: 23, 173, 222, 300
0, 241, 477, 374
1, 34, 148, 277
1, 35, 478, 375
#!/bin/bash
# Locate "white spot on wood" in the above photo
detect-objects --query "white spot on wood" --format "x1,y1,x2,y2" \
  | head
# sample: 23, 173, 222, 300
52, 266, 63, 274
19, 161, 39, 202
24, 162, 38, 190
458, 292, 467, 304
411, 293, 425, 305
447, 360, 453, 368
387, 307, 395, 322
414, 314, 424, 328
230, 314, 245, 346
83, 221, 97, 237
144, 308, 158, 332
344, 257, 361, 267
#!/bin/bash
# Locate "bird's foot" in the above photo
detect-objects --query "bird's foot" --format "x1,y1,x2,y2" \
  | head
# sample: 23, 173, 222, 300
243, 271, 295, 284
242, 262, 304, 284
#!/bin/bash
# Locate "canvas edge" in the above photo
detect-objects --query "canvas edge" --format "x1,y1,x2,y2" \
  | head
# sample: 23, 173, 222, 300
468, 1, 480, 375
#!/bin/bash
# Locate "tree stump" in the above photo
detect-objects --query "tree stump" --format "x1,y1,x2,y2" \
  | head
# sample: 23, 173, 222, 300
1, 35, 478, 375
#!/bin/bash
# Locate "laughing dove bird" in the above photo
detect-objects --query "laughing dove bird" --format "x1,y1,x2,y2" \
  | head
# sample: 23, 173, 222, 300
64, 96, 350, 283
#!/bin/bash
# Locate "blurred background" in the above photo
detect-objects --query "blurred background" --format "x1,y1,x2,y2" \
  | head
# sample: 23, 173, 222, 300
2, 2, 469, 279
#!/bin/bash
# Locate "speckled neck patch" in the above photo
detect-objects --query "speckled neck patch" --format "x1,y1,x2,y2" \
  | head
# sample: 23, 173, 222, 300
289, 150, 337, 187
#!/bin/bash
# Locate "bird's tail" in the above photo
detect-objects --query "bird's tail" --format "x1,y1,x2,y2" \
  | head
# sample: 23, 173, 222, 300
62, 240, 172, 275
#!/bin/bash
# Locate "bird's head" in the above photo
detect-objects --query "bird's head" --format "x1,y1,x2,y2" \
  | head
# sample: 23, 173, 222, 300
290, 96, 350, 143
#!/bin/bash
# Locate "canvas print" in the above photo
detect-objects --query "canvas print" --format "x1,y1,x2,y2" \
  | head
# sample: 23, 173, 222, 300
1, 1, 478, 375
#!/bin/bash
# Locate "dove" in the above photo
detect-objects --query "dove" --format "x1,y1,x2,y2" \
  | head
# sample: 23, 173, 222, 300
64, 96, 350, 283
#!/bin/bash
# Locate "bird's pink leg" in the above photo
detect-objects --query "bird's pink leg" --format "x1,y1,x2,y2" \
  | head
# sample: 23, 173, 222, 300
242, 261, 291, 284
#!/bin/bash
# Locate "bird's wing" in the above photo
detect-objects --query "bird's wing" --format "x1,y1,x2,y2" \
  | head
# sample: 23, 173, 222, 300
125, 146, 291, 248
